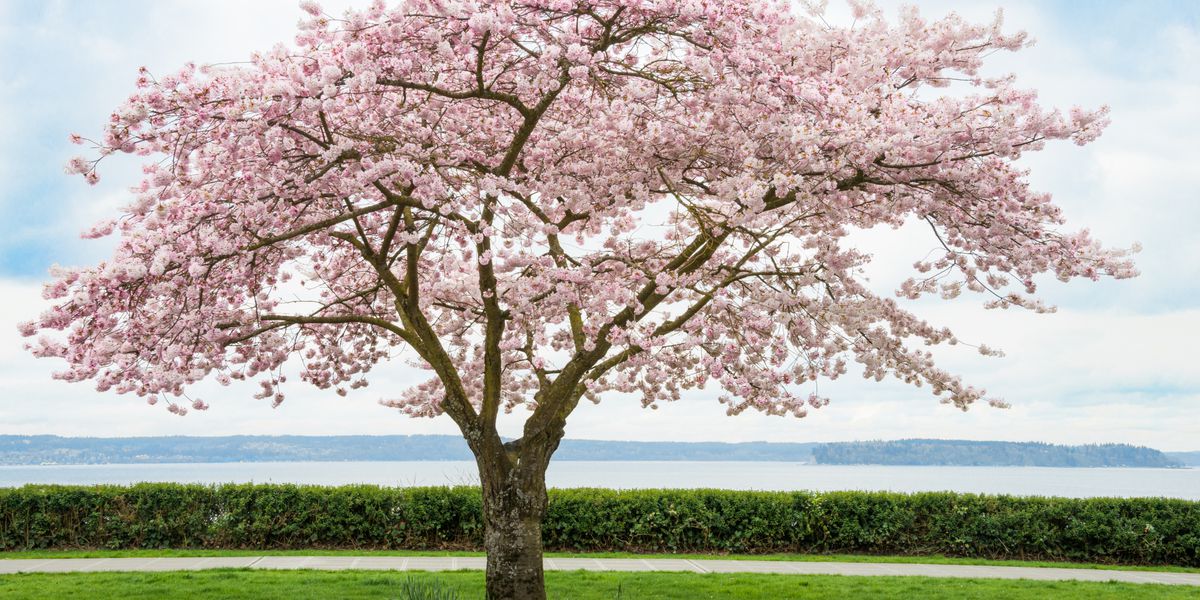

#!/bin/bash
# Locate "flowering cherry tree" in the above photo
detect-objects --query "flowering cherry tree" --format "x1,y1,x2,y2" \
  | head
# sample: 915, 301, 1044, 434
25, 1, 1136, 597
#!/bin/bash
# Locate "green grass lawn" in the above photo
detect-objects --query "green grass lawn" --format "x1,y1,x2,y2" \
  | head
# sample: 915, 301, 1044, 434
3, 548, 1197, 574
0, 569, 1193, 600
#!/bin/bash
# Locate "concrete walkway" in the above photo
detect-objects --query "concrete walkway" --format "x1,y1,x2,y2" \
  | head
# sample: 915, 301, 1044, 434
0, 556, 1197, 586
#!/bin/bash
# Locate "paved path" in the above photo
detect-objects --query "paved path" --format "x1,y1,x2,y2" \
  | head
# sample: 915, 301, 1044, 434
0, 556, 1197, 586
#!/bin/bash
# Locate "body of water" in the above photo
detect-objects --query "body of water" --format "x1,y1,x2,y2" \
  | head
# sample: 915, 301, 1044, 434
1, 461, 1198, 499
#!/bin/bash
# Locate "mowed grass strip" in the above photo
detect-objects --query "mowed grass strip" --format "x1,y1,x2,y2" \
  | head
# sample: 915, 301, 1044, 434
2, 549, 1198, 574
0, 570, 1194, 600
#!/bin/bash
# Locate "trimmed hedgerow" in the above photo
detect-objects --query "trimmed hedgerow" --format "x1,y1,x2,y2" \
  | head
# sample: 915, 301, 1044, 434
1, 484, 1196, 566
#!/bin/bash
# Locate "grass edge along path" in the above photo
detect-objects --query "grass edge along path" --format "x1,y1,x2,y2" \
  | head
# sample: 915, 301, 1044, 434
2, 549, 1197, 574
0, 569, 1196, 600
2, 555, 1199, 588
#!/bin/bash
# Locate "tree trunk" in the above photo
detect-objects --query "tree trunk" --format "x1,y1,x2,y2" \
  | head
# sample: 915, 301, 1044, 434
478, 454, 550, 600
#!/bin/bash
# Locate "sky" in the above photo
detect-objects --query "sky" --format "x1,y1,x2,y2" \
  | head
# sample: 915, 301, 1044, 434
0, 1, 1197, 450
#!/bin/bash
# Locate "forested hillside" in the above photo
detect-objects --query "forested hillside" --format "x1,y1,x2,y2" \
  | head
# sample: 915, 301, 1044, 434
814, 439, 1182, 467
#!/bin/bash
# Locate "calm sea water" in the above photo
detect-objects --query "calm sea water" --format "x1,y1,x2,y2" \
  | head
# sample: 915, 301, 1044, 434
1, 461, 1197, 499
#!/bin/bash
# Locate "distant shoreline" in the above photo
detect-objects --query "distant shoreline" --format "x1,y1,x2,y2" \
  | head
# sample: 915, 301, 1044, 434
1, 435, 1193, 468
5, 460, 1192, 469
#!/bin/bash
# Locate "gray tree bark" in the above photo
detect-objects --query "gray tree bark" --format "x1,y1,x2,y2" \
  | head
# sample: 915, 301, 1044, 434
477, 449, 551, 600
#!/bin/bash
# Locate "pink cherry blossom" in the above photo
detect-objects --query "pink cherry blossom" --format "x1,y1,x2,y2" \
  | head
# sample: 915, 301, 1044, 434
25, 3, 1136, 595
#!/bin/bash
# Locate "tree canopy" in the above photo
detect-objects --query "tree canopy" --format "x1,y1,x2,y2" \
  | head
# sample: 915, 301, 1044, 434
25, 0, 1134, 442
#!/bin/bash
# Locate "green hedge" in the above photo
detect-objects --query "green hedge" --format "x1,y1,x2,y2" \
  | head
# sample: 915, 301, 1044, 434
1, 484, 1197, 566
